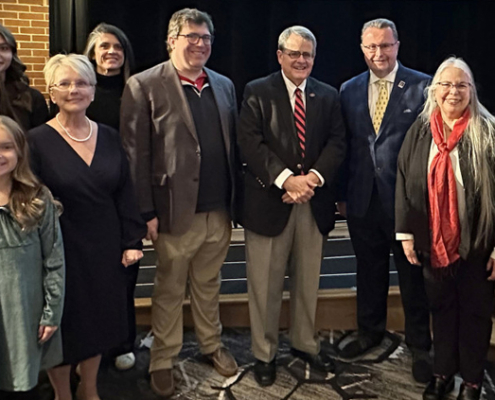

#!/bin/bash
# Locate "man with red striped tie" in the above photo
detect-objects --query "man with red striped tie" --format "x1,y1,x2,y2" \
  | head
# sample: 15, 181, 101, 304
237, 25, 346, 387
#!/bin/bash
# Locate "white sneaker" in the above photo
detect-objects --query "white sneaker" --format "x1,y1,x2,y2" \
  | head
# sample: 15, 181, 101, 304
115, 352, 136, 371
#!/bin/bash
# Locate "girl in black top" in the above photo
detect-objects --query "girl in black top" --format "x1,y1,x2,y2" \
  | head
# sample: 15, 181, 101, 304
0, 24, 48, 131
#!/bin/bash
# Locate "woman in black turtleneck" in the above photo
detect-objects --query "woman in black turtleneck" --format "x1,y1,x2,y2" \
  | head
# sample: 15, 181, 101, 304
84, 23, 135, 130
83, 23, 140, 371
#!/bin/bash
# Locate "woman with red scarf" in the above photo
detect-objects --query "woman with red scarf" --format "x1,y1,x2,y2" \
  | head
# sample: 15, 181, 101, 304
396, 57, 495, 400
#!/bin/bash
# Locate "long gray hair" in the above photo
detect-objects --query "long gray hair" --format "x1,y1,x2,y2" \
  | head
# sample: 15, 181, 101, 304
420, 56, 495, 248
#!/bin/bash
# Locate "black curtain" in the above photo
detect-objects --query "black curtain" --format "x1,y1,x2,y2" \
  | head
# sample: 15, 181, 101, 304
51, 0, 495, 111
50, 0, 89, 54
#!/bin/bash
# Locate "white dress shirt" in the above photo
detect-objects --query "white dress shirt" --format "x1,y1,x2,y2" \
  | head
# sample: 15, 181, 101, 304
368, 62, 399, 119
274, 70, 324, 189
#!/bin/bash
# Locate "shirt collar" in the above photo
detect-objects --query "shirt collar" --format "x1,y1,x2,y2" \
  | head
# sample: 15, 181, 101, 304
177, 70, 209, 91
281, 70, 307, 95
369, 61, 399, 85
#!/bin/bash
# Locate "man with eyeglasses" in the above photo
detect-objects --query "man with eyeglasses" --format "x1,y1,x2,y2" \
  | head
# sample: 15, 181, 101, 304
337, 18, 432, 383
120, 8, 240, 397
238, 25, 345, 387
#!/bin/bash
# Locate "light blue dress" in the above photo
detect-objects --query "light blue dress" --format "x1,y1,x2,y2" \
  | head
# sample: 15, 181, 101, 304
0, 189, 65, 391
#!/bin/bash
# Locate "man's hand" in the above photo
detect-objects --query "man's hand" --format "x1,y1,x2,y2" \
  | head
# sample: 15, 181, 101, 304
402, 240, 421, 266
146, 217, 159, 241
39, 325, 58, 344
282, 192, 295, 204
305, 171, 321, 187
282, 175, 316, 204
336, 202, 347, 218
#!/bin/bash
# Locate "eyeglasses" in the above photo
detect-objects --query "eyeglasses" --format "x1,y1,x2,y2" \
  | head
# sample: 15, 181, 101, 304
177, 33, 214, 45
361, 42, 398, 53
50, 81, 94, 91
281, 49, 315, 60
436, 81, 471, 92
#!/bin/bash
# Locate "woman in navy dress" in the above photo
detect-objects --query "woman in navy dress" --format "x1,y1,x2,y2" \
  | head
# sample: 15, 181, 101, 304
28, 54, 145, 400
83, 23, 139, 371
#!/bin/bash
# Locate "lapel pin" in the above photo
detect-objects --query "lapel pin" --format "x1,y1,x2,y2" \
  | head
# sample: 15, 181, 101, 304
309, 93, 315, 97
398, 81, 405, 88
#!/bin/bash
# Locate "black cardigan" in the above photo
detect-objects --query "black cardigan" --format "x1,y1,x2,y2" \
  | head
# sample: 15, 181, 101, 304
395, 117, 493, 262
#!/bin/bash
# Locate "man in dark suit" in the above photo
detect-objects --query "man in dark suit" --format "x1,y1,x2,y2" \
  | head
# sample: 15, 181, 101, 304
338, 18, 432, 383
120, 8, 240, 398
238, 25, 346, 387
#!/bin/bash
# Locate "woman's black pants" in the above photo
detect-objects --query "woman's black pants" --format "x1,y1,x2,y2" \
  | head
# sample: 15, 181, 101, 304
423, 257, 494, 383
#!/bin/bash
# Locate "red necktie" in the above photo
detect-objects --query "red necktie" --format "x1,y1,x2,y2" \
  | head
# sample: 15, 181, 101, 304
294, 88, 306, 160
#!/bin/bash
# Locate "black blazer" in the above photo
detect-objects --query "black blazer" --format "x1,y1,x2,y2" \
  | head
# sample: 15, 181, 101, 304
395, 118, 493, 261
237, 71, 346, 236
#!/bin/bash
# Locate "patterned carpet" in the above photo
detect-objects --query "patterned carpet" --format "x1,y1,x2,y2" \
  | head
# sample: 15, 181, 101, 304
38, 328, 495, 400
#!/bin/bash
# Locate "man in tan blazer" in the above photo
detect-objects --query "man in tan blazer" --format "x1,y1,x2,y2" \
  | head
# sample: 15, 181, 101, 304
120, 8, 240, 398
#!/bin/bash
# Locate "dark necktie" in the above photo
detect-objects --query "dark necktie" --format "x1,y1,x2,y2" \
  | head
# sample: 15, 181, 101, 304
294, 88, 306, 159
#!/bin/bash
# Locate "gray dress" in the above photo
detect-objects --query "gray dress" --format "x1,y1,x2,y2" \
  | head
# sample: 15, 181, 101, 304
0, 189, 65, 391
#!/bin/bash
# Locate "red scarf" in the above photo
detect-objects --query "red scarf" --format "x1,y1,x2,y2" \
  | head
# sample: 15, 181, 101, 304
428, 108, 470, 268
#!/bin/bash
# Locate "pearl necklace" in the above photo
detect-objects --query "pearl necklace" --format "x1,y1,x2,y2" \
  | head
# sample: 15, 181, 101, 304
56, 113, 93, 142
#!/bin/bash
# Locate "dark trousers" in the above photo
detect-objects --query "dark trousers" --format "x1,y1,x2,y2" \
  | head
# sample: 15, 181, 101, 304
423, 257, 494, 383
347, 185, 431, 351
0, 388, 39, 400
109, 262, 140, 357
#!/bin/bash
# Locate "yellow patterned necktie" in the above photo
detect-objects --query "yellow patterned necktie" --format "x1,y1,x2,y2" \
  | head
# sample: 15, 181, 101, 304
373, 79, 389, 134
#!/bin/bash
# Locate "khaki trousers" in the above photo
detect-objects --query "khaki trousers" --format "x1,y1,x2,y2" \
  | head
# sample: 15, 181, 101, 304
149, 210, 231, 372
245, 202, 324, 363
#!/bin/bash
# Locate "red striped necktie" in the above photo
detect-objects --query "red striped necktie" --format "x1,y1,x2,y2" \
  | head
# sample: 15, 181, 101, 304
294, 88, 306, 161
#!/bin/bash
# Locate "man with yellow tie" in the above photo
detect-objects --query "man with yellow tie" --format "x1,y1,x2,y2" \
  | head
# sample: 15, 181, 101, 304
337, 18, 432, 383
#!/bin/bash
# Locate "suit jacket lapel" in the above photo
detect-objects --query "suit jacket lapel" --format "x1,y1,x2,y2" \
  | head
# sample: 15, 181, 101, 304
378, 64, 407, 137
273, 72, 299, 154
305, 78, 317, 151
206, 68, 231, 159
160, 60, 198, 144
355, 72, 375, 135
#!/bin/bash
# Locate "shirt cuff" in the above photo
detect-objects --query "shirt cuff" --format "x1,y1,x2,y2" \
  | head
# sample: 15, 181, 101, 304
275, 168, 294, 189
490, 247, 495, 260
396, 233, 414, 241
309, 169, 325, 187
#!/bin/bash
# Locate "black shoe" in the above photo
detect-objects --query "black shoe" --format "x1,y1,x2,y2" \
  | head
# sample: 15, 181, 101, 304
423, 376, 455, 400
290, 348, 335, 373
339, 334, 383, 359
411, 349, 433, 383
253, 359, 276, 387
457, 383, 482, 400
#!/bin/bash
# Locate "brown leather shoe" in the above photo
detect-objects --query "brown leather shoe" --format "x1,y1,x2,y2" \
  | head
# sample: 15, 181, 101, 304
206, 347, 238, 377
150, 368, 174, 398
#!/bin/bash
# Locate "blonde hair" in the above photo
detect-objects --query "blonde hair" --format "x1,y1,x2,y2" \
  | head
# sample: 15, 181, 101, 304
420, 56, 495, 248
43, 54, 97, 92
0, 116, 58, 229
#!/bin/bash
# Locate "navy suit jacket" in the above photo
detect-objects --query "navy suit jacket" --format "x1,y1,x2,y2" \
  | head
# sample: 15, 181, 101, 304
339, 63, 430, 219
